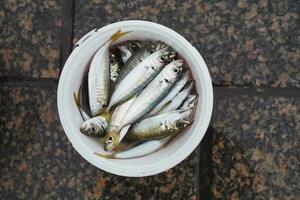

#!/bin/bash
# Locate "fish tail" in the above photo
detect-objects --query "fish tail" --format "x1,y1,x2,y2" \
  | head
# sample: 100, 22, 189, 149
73, 92, 86, 121
94, 152, 115, 159
109, 29, 131, 43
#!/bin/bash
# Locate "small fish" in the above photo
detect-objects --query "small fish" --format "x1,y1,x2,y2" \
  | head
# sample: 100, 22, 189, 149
120, 60, 184, 128
80, 115, 109, 137
104, 98, 136, 151
180, 94, 198, 111
89, 30, 129, 116
114, 41, 173, 87
125, 109, 194, 141
95, 137, 172, 159
148, 71, 190, 116
108, 48, 176, 110
159, 81, 194, 113
109, 51, 121, 83
117, 41, 142, 63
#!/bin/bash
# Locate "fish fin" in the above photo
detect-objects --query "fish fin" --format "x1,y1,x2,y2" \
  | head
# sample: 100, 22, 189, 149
94, 152, 115, 159
73, 92, 86, 121
110, 30, 131, 43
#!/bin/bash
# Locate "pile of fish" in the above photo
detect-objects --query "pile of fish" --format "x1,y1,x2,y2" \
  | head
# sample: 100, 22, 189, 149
74, 30, 198, 159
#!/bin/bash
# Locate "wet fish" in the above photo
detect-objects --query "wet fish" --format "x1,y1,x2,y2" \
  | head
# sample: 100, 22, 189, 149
108, 48, 176, 110
103, 60, 184, 151
120, 60, 184, 128
95, 137, 171, 159
159, 81, 194, 113
117, 41, 142, 63
89, 30, 129, 116
114, 41, 171, 87
80, 114, 109, 137
180, 94, 198, 111
104, 98, 136, 151
125, 109, 194, 141
148, 71, 190, 116
109, 51, 121, 83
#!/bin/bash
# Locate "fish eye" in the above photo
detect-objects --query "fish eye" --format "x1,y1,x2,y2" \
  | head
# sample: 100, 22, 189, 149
159, 56, 165, 63
107, 136, 114, 143
90, 126, 97, 134
131, 44, 138, 51
148, 48, 155, 54
173, 68, 179, 73
176, 122, 185, 129
109, 57, 116, 65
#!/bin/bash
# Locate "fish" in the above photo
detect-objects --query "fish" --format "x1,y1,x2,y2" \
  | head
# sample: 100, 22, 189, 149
109, 51, 121, 83
104, 97, 136, 151
114, 41, 172, 87
158, 81, 194, 113
73, 75, 91, 121
80, 114, 110, 137
125, 109, 194, 141
88, 30, 129, 116
148, 71, 190, 116
95, 136, 172, 159
119, 60, 184, 128
117, 40, 142, 63
107, 48, 176, 110
104, 60, 184, 151
180, 94, 198, 111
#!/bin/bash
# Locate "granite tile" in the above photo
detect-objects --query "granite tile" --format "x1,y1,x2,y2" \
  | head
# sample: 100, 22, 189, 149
0, 1, 62, 78
74, 0, 300, 87
211, 94, 300, 199
0, 85, 198, 199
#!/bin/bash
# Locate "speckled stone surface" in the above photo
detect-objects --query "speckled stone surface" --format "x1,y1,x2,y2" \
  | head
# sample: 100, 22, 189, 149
211, 95, 300, 199
0, 86, 198, 199
0, 1, 62, 78
74, 0, 300, 87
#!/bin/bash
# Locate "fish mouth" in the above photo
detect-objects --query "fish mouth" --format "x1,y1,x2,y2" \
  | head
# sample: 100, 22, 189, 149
80, 123, 88, 133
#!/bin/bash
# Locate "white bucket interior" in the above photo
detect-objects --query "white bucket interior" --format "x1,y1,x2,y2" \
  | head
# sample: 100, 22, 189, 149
57, 21, 213, 177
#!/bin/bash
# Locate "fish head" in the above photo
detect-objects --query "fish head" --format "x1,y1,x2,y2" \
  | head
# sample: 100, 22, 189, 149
162, 60, 184, 83
80, 118, 107, 137
109, 52, 120, 69
104, 128, 120, 151
129, 41, 142, 51
156, 48, 177, 65
181, 94, 198, 110
169, 109, 194, 131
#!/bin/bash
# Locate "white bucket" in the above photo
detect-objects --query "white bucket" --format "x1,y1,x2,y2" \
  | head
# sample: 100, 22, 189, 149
57, 20, 213, 177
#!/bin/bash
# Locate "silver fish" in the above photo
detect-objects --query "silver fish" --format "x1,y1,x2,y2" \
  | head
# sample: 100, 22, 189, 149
159, 81, 194, 113
108, 48, 175, 110
148, 71, 190, 116
117, 41, 142, 63
104, 98, 136, 151
89, 30, 129, 116
180, 94, 198, 111
80, 115, 109, 137
95, 137, 171, 159
125, 109, 194, 141
114, 41, 173, 87
88, 42, 110, 116
120, 60, 184, 128
109, 52, 121, 83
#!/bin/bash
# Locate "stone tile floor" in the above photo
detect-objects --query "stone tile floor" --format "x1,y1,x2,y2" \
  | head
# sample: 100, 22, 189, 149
0, 1, 299, 199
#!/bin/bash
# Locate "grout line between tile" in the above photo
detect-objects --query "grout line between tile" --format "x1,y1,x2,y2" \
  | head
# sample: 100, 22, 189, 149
59, 0, 75, 74
0, 77, 58, 89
